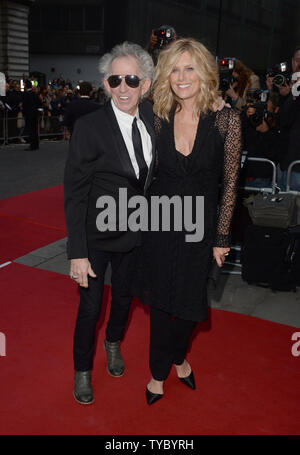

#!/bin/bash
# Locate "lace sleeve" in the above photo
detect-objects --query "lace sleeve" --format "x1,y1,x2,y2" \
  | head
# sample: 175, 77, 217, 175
154, 114, 162, 134
214, 109, 242, 247
153, 115, 162, 173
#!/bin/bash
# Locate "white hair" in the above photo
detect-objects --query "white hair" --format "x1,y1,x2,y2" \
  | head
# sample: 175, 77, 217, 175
98, 41, 154, 97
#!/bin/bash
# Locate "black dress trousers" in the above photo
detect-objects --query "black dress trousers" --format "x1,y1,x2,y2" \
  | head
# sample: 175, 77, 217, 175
25, 116, 39, 150
149, 307, 197, 381
73, 248, 136, 371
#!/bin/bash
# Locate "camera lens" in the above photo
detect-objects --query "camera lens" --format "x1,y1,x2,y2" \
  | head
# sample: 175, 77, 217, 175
273, 74, 285, 87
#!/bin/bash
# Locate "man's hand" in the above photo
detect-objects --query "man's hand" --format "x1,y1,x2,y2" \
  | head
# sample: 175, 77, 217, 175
246, 106, 255, 117
256, 119, 269, 133
278, 83, 291, 97
70, 258, 97, 288
213, 247, 230, 267
226, 83, 238, 100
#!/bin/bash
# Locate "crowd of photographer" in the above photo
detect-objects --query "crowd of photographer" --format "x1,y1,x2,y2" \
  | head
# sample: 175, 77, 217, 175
0, 76, 105, 149
1, 25, 300, 191
218, 47, 300, 192
148, 28, 300, 191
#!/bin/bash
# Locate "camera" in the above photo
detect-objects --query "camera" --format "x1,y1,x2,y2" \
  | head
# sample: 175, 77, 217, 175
153, 25, 176, 49
246, 89, 269, 128
267, 62, 291, 87
217, 57, 236, 92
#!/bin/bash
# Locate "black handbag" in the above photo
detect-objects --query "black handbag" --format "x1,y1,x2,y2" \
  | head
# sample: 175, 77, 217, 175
243, 193, 298, 229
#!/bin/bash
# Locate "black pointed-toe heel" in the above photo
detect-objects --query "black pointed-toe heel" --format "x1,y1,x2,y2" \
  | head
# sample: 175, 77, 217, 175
178, 370, 196, 390
146, 388, 163, 405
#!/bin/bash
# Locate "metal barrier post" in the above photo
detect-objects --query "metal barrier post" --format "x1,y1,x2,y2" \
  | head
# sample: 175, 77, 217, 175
3, 114, 68, 144
224, 155, 278, 276
6, 114, 26, 143
0, 112, 5, 146
4, 110, 8, 145
286, 160, 300, 194
39, 115, 66, 140
242, 156, 277, 194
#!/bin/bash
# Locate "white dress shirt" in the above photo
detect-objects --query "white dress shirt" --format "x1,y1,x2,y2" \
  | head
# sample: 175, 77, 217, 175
111, 100, 152, 179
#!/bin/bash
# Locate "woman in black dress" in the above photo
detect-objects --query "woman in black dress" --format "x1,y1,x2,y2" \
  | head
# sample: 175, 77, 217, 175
144, 38, 242, 404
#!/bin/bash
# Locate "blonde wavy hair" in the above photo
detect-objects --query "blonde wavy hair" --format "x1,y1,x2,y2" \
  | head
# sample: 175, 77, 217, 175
152, 38, 220, 121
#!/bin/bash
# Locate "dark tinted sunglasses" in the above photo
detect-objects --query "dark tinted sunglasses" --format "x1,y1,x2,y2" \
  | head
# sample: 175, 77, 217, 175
107, 74, 142, 88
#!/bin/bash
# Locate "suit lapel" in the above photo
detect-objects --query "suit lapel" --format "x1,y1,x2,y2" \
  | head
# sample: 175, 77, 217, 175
139, 107, 156, 192
104, 102, 137, 181
104, 101, 156, 193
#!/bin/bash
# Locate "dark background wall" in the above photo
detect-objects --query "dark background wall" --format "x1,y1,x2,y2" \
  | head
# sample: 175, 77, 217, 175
25, 0, 300, 84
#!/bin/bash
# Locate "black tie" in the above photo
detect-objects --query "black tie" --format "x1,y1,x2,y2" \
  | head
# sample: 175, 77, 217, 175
132, 117, 148, 188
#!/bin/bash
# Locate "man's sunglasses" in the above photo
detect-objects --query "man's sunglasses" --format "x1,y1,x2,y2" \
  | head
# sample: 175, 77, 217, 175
107, 74, 142, 89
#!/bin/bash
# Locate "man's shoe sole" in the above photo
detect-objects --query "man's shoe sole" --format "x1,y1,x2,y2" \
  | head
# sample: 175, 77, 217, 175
73, 392, 94, 405
106, 366, 124, 378
104, 343, 125, 377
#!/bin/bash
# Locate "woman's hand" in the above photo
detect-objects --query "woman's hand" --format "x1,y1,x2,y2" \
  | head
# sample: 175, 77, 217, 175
213, 247, 230, 267
226, 83, 238, 100
212, 96, 231, 111
70, 258, 97, 288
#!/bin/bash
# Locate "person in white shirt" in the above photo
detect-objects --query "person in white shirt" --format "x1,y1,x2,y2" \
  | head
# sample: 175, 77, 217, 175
64, 42, 155, 405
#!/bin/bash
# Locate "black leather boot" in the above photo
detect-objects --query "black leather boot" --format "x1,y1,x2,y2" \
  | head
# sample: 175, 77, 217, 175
104, 340, 124, 377
73, 371, 94, 404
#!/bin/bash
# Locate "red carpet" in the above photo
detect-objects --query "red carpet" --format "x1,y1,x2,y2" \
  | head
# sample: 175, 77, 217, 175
0, 185, 66, 262
1, 262, 300, 435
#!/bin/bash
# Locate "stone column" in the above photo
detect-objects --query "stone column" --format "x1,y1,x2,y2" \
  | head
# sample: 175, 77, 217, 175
0, 0, 31, 79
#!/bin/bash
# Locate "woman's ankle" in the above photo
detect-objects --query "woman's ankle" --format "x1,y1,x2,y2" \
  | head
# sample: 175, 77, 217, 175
174, 360, 191, 378
147, 378, 164, 394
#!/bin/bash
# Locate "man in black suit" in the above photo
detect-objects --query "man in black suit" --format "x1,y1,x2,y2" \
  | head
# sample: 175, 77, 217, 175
64, 42, 155, 404
22, 80, 42, 150
63, 81, 100, 136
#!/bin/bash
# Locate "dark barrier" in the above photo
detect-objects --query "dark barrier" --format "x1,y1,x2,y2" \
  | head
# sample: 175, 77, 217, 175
286, 160, 300, 194
0, 114, 5, 145
2, 112, 68, 144
39, 114, 66, 139
6, 114, 25, 143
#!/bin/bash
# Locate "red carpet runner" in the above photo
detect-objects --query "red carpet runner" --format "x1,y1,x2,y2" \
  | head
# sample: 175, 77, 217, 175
0, 185, 66, 263
0, 262, 299, 435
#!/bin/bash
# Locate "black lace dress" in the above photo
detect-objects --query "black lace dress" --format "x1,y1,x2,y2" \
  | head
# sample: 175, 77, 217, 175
140, 107, 242, 322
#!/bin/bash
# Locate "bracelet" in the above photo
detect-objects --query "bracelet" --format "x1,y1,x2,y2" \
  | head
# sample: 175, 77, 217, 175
231, 96, 239, 105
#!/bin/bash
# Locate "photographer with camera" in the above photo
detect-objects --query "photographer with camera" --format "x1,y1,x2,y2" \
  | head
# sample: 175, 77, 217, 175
241, 89, 280, 189
267, 46, 300, 191
225, 59, 260, 113
147, 25, 177, 65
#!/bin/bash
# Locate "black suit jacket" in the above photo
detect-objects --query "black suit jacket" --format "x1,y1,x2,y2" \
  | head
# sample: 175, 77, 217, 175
64, 100, 156, 259
63, 97, 101, 135
22, 90, 42, 118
